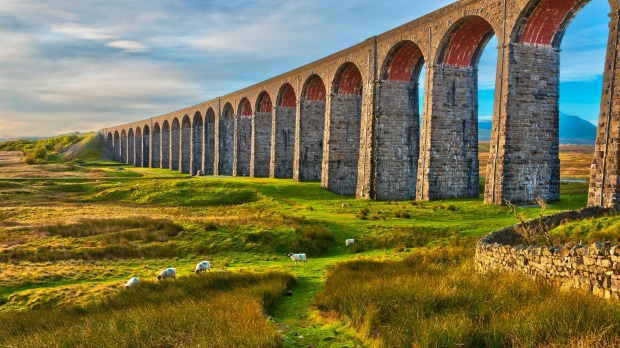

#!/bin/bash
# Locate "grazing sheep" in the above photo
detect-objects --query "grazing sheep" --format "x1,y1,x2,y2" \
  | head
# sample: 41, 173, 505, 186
124, 277, 138, 289
95, 180, 100, 183
117, 182, 122, 186
288, 253, 307, 265
341, 203, 348, 208
153, 179, 157, 182
157, 268, 176, 281
346, 239, 355, 247
195, 261, 211, 274
135, 184, 139, 187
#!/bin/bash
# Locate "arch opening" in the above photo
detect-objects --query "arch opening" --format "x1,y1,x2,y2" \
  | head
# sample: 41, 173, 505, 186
219, 103, 235, 176
161, 121, 171, 169
236, 98, 252, 176
297, 75, 327, 181
106, 132, 113, 160
273, 83, 297, 178
127, 129, 135, 165
324, 62, 363, 195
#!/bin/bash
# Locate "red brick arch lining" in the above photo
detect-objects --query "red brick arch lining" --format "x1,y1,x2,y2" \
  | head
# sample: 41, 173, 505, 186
520, 0, 582, 46
384, 41, 425, 82
333, 63, 363, 95
441, 16, 495, 67
257, 92, 273, 113
278, 84, 296, 107
239, 98, 252, 116
136, 127, 142, 137
303, 75, 326, 101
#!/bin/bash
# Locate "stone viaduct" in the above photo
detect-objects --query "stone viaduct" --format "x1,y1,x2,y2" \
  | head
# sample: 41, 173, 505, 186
100, 0, 620, 208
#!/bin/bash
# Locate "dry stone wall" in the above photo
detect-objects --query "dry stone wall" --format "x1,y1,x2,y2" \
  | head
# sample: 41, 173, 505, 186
475, 207, 619, 300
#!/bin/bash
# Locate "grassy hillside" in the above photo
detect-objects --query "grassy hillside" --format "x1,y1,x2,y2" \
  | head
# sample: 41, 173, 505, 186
0, 148, 614, 347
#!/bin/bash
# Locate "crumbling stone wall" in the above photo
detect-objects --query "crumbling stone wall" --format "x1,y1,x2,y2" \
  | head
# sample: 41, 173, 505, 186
475, 207, 618, 300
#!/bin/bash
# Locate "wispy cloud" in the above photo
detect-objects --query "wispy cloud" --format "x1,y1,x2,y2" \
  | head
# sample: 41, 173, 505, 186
106, 40, 148, 53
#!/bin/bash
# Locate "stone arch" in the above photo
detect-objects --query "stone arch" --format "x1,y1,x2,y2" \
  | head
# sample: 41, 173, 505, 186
135, 127, 143, 167
513, 0, 591, 48
272, 83, 296, 178
485, 0, 608, 205
436, 16, 496, 68
375, 40, 426, 200
152, 123, 161, 168
323, 62, 363, 195
417, 16, 496, 201
253, 91, 272, 177
120, 129, 127, 163
236, 97, 252, 176
296, 74, 327, 181
142, 125, 150, 168
161, 121, 170, 169
113, 131, 121, 162
191, 112, 203, 176
127, 128, 135, 165
219, 103, 235, 175
204, 108, 216, 175
181, 115, 191, 174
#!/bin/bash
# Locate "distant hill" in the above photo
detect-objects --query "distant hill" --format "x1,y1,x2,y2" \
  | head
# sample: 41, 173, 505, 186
479, 112, 597, 144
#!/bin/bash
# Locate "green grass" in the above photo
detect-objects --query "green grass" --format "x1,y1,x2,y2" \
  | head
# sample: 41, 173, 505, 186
548, 212, 620, 244
0, 150, 604, 347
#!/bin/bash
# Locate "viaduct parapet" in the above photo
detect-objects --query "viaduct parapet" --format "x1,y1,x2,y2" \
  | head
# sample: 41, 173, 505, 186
101, 0, 620, 208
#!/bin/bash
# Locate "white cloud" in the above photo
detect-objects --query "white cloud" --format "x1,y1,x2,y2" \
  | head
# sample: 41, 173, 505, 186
105, 40, 148, 53
51, 23, 115, 41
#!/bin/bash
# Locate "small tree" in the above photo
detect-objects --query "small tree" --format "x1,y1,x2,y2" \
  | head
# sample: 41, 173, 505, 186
506, 197, 552, 246
33, 146, 48, 160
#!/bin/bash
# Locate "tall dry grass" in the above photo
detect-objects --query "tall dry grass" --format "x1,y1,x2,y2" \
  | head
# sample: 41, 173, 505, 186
0, 272, 295, 348
315, 244, 620, 347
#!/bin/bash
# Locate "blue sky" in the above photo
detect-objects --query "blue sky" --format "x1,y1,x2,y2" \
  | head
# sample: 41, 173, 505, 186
0, 0, 610, 138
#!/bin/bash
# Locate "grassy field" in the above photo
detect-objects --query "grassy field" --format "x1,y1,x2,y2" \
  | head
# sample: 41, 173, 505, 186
0, 136, 610, 347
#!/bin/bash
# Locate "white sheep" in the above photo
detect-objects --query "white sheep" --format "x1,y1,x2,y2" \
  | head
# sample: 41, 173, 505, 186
153, 179, 157, 182
288, 253, 307, 265
195, 261, 211, 274
341, 203, 348, 208
95, 180, 100, 183
157, 268, 176, 281
124, 277, 138, 289
346, 239, 355, 247
117, 182, 122, 186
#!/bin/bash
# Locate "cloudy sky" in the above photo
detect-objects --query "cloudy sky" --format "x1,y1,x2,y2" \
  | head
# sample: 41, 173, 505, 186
0, 0, 611, 138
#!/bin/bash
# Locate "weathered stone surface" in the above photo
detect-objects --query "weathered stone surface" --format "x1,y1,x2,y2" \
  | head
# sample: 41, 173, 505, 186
252, 111, 272, 177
